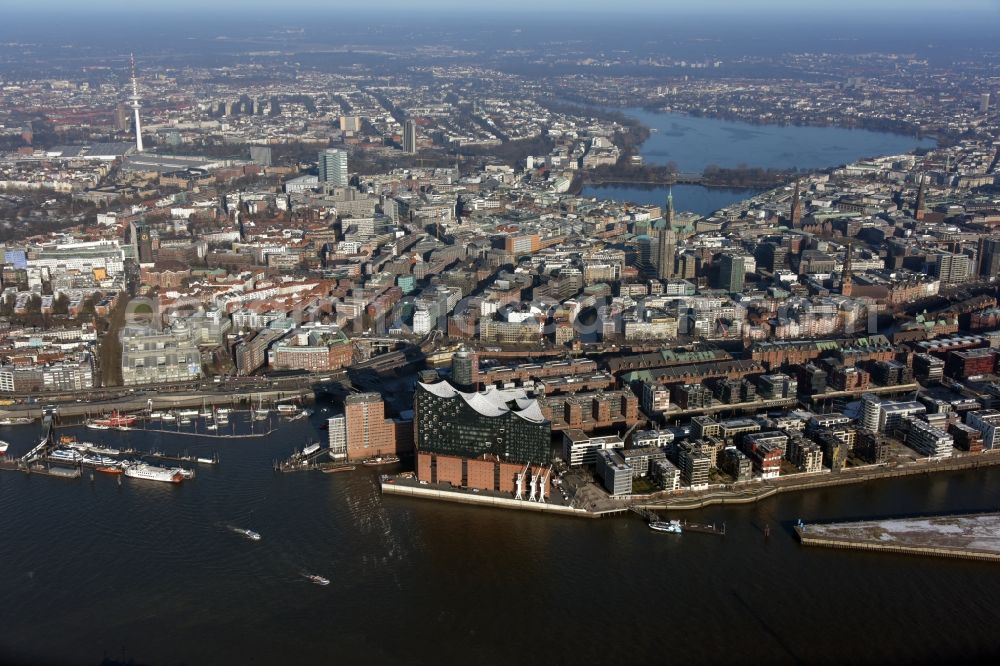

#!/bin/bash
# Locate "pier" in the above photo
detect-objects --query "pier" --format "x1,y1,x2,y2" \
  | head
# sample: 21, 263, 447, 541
144, 450, 218, 466
130, 423, 278, 439
0, 460, 81, 479
275, 444, 329, 472
628, 506, 725, 534
795, 513, 1000, 563
678, 520, 726, 535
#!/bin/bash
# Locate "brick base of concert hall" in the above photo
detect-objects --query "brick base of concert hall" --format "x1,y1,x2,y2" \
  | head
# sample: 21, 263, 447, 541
416, 452, 552, 498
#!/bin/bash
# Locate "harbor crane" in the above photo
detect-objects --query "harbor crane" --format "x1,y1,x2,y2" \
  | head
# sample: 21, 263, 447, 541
514, 461, 530, 500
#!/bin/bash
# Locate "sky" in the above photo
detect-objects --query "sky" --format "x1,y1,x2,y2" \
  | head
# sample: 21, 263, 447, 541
7, 0, 1000, 14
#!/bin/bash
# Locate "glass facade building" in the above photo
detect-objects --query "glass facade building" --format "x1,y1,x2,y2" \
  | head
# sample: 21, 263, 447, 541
414, 380, 552, 464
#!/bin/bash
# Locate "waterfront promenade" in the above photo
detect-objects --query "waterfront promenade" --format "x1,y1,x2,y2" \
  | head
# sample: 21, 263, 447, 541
634, 450, 1000, 511
0, 387, 313, 422
381, 450, 1000, 518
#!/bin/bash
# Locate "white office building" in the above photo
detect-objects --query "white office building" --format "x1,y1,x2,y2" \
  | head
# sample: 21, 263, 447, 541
318, 149, 349, 187
328, 414, 347, 460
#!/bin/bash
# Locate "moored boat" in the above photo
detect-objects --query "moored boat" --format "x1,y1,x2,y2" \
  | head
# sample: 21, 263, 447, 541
48, 449, 83, 463
96, 465, 123, 475
90, 411, 137, 428
0, 439, 10, 456
81, 454, 119, 466
362, 456, 400, 466
123, 462, 185, 484
649, 520, 683, 534
322, 465, 356, 474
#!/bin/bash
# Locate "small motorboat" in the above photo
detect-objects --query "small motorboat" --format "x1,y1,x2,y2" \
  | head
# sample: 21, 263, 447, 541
230, 526, 261, 541
304, 573, 330, 586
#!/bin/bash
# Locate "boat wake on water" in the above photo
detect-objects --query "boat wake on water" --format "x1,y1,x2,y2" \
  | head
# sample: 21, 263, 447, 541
226, 524, 262, 541
302, 572, 330, 586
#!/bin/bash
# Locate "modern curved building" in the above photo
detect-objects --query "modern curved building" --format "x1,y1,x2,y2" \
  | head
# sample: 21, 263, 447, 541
450, 346, 478, 391
414, 380, 551, 464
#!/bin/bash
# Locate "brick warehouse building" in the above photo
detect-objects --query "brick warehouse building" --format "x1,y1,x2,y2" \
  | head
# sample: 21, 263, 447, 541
945, 347, 995, 379
414, 379, 553, 496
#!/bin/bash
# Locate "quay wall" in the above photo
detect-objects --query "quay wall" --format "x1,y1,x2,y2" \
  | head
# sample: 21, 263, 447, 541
794, 529, 1000, 563
381, 482, 598, 518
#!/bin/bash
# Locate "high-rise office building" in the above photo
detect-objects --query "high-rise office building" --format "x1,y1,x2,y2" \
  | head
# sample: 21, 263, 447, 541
113, 102, 130, 132
451, 346, 478, 390
328, 414, 347, 460
981, 92, 991, 114
345, 392, 399, 460
978, 237, 1000, 279
715, 253, 745, 294
403, 119, 417, 154
339, 115, 361, 132
931, 252, 971, 285
318, 148, 349, 186
249, 145, 272, 167
127, 220, 154, 264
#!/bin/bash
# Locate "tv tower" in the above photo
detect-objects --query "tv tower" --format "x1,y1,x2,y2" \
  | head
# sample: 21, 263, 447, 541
128, 53, 144, 152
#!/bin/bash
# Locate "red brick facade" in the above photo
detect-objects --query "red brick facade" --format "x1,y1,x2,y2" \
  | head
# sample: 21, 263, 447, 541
416, 452, 552, 498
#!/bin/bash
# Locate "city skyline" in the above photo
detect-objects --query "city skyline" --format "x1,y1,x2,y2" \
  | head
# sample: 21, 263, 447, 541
1, 3, 999, 664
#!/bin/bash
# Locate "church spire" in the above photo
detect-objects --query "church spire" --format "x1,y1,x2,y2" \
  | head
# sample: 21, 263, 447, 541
841, 240, 854, 297
914, 174, 926, 221
790, 181, 802, 228
657, 187, 675, 280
